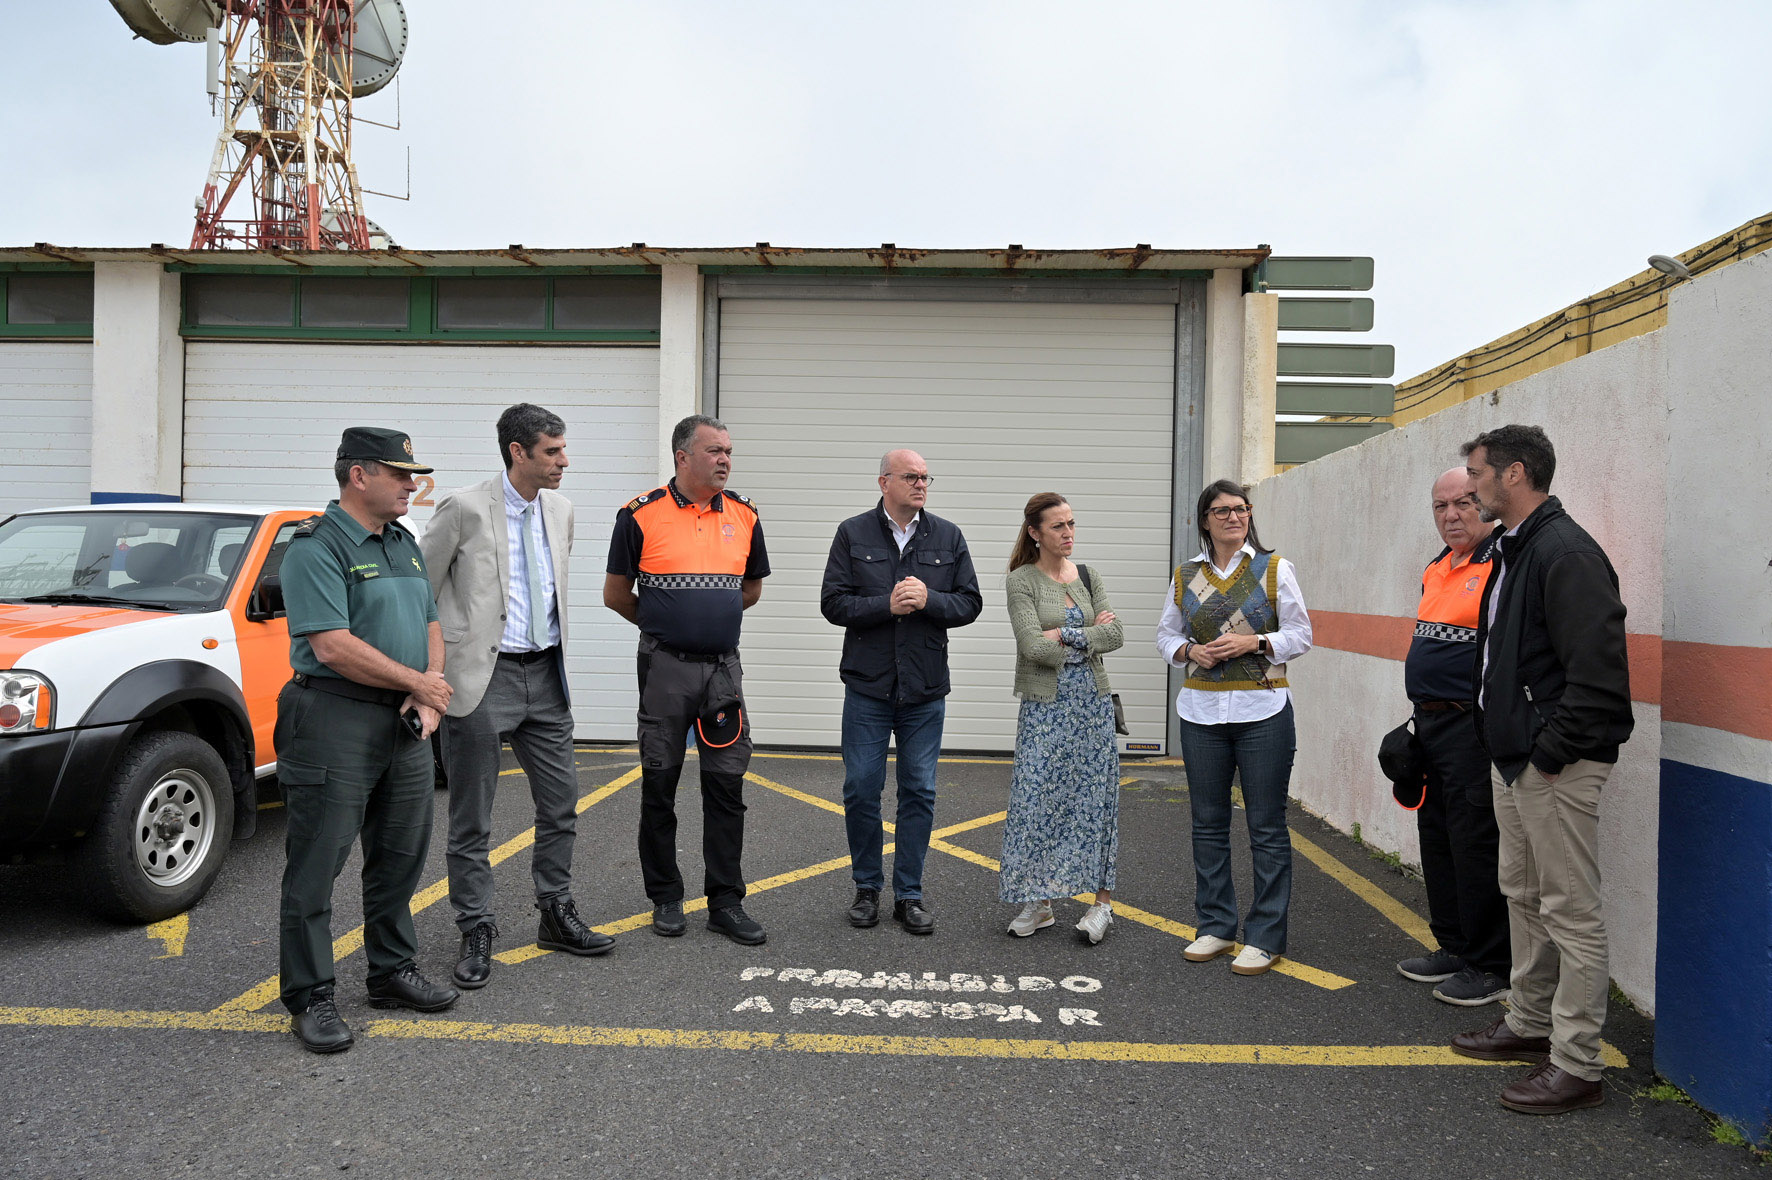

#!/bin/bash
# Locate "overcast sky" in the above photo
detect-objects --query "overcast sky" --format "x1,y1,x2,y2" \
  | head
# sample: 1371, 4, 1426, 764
6, 1, 1768, 381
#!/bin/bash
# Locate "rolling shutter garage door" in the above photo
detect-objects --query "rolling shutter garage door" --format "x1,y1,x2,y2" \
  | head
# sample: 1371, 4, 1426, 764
718, 298, 1179, 754
0, 342, 92, 517
181, 342, 658, 740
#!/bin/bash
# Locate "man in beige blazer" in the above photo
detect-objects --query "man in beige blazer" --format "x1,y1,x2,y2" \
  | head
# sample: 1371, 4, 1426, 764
421, 403, 612, 992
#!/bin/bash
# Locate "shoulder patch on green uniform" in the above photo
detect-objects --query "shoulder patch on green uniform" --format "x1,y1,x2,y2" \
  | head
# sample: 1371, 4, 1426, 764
627, 488, 666, 512
290, 514, 325, 539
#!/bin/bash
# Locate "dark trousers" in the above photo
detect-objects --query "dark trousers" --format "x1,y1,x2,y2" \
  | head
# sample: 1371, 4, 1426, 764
635, 635, 751, 909
441, 651, 579, 934
275, 681, 435, 1015
1415, 705, 1509, 976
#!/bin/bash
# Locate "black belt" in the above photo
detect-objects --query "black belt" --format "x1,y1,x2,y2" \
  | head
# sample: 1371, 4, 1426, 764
1415, 699, 1471, 714
291, 672, 406, 707
653, 640, 733, 664
498, 645, 559, 665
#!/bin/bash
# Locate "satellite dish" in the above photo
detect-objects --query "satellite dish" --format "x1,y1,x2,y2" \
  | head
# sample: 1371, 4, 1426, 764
321, 209, 399, 250
108, 0, 220, 45
342, 0, 408, 98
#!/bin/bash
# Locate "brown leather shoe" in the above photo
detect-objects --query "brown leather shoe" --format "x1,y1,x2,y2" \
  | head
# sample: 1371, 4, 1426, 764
1450, 1016, 1551, 1063
1500, 1061, 1604, 1115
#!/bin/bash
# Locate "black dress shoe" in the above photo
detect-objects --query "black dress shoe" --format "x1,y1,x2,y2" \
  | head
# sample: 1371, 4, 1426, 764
537, 898, 615, 956
453, 920, 498, 990
291, 988, 353, 1054
893, 898, 936, 935
652, 901, 687, 937
708, 903, 767, 946
848, 888, 880, 928
366, 964, 460, 1012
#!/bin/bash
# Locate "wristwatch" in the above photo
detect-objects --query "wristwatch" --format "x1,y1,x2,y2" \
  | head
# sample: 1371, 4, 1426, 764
1256, 636, 1270, 657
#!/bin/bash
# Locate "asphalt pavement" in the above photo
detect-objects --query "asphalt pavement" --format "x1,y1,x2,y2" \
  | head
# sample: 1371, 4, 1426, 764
0, 746, 1754, 1179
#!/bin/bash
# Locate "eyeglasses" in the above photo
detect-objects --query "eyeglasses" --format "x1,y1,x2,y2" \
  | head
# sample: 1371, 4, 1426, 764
891, 474, 934, 487
1206, 504, 1252, 520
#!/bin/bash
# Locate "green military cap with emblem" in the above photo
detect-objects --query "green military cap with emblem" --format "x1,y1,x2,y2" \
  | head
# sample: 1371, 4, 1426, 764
336, 426, 434, 474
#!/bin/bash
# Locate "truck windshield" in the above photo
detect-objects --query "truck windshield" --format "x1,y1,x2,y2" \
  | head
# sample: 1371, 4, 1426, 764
0, 510, 259, 612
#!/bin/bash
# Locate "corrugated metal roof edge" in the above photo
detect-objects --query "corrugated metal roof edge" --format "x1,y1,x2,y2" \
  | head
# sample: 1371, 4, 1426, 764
1, 243, 1268, 272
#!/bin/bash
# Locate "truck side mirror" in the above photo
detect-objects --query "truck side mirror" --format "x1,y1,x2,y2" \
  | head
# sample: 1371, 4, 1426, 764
246, 574, 285, 622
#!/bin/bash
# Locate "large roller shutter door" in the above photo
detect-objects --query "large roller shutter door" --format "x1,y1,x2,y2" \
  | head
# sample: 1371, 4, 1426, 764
0, 342, 92, 516
182, 342, 658, 740
719, 298, 1177, 754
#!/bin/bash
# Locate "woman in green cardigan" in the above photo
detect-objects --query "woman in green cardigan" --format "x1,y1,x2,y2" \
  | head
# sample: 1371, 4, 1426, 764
1000, 492, 1124, 944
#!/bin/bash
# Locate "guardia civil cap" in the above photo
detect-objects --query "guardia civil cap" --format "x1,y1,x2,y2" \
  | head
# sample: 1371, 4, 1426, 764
336, 426, 433, 474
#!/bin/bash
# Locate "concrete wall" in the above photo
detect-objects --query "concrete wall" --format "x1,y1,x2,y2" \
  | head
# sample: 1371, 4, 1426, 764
1255, 329, 1669, 1010
90, 261, 182, 501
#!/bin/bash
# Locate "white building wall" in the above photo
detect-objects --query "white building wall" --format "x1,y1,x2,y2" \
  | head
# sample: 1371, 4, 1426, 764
1255, 330, 1668, 1010
90, 261, 181, 500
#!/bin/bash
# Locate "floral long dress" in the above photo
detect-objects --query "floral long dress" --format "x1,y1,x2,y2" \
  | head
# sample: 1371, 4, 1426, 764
999, 603, 1120, 903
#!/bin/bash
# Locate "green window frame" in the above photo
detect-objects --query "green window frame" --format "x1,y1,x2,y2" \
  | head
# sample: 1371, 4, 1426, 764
0, 268, 95, 338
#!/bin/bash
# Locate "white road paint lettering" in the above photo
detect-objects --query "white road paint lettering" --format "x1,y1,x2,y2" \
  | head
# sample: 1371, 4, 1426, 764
732, 996, 774, 1013
1060, 976, 1103, 994
744, 967, 1099, 994
781, 997, 1044, 1023
1059, 1009, 1103, 1027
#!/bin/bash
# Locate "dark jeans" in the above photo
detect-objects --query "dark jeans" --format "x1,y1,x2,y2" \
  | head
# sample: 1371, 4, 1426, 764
1177, 702, 1296, 954
840, 689, 945, 899
1415, 705, 1509, 975
634, 635, 751, 909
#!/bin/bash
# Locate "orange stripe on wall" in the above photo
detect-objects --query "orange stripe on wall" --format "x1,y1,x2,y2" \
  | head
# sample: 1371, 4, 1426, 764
1662, 641, 1772, 742
1312, 611, 1666, 707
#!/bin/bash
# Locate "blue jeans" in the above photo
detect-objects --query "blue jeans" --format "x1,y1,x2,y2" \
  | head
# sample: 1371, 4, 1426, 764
1178, 702, 1297, 954
841, 689, 944, 899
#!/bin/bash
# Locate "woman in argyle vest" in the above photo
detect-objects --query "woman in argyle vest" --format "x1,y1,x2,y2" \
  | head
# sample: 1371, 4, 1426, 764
1155, 479, 1314, 976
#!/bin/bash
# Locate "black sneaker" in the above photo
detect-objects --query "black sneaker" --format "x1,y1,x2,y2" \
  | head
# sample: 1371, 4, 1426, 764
847, 888, 880, 928
1433, 966, 1509, 1007
453, 920, 498, 990
291, 987, 354, 1054
708, 903, 766, 946
1397, 949, 1464, 983
537, 898, 615, 956
366, 964, 459, 1012
652, 901, 687, 937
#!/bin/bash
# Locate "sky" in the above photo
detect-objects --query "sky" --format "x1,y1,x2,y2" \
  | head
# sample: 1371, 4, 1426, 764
5, 0, 1769, 382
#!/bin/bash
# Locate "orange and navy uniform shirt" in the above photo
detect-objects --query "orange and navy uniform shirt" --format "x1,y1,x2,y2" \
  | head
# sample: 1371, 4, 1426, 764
1403, 527, 1501, 703
606, 479, 770, 654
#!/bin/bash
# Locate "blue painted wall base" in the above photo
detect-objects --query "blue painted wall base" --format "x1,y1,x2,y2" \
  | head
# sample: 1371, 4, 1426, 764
1657, 758, 1772, 1143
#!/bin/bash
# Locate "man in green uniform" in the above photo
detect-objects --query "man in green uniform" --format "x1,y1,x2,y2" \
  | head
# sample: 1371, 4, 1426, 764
276, 427, 459, 1054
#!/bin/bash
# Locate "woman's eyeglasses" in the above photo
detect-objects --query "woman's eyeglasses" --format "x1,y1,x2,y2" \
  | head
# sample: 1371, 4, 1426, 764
1207, 504, 1252, 520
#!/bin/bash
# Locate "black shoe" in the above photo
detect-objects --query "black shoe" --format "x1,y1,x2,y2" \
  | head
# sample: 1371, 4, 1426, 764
1433, 966, 1510, 1007
708, 903, 767, 946
1397, 948, 1464, 983
291, 987, 354, 1054
652, 901, 687, 937
893, 898, 936, 936
848, 888, 880, 928
366, 964, 460, 1013
537, 898, 615, 956
453, 920, 498, 990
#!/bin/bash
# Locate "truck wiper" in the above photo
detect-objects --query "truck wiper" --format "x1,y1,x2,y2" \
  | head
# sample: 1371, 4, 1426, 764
10, 592, 176, 611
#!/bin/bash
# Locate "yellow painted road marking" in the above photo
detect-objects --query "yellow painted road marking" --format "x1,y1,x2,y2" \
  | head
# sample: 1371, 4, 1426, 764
1290, 830, 1435, 950
213, 764, 641, 1013
0, 1005, 1628, 1069
145, 914, 188, 959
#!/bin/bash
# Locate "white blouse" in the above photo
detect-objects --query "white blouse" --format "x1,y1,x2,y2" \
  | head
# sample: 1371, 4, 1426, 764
1155, 543, 1312, 725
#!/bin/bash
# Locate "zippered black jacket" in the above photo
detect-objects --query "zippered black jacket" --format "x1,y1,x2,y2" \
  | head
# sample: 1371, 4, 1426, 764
1473, 496, 1634, 784
820, 502, 983, 705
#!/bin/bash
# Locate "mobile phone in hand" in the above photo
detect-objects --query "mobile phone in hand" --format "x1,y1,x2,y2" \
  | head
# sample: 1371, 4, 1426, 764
400, 708, 425, 740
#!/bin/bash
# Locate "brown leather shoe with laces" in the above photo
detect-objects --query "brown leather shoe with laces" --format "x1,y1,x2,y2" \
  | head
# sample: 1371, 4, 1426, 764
1500, 1061, 1604, 1115
1450, 1016, 1551, 1063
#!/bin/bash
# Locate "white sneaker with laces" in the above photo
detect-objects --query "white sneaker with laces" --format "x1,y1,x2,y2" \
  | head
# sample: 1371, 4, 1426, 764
1075, 902, 1113, 945
1008, 900, 1054, 937
1231, 945, 1278, 975
1183, 934, 1236, 962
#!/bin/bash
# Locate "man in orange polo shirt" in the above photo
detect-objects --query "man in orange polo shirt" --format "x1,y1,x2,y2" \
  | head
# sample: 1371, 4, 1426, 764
1395, 467, 1509, 1006
604, 415, 770, 945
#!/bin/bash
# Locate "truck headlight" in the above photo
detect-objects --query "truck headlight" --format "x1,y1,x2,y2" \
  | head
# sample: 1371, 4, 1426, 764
0, 671, 52, 733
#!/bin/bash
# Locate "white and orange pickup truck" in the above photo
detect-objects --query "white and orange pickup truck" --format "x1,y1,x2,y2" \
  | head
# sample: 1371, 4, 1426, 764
0, 502, 318, 921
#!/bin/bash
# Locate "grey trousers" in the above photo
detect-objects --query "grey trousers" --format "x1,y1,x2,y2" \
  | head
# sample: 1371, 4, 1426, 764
1494, 758, 1612, 1081
441, 653, 579, 933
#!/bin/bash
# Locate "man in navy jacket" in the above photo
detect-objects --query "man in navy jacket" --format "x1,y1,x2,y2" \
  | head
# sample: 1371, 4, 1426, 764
821, 450, 982, 935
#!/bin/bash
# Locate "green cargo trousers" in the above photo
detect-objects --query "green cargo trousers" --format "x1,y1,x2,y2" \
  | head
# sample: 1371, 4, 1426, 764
275, 680, 435, 1015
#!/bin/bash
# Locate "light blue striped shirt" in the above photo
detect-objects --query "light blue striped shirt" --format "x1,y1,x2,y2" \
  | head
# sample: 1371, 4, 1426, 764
500, 473, 560, 652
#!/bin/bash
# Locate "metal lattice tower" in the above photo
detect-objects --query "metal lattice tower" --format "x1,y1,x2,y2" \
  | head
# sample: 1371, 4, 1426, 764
191, 0, 370, 250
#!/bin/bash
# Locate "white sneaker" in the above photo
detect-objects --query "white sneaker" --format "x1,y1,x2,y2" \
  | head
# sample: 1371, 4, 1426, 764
1231, 945, 1279, 976
1183, 934, 1236, 962
1075, 902, 1113, 945
1008, 901, 1054, 937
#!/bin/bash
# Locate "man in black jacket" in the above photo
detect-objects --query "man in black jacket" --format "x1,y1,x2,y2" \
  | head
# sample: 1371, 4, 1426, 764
1448, 424, 1633, 1117
821, 450, 983, 935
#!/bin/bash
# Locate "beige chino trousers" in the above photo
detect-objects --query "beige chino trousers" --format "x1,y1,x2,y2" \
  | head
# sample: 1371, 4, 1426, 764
1492, 758, 1612, 1081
